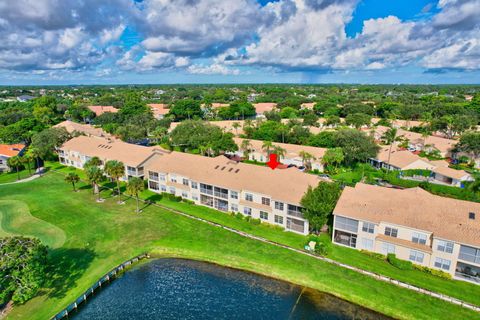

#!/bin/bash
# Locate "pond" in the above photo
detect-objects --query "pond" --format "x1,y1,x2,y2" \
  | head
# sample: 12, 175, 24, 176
72, 258, 392, 320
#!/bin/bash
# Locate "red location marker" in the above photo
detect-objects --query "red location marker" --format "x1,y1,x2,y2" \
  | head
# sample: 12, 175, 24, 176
267, 153, 280, 170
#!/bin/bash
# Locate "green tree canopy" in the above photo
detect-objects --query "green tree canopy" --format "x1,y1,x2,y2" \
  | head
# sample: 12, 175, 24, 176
300, 182, 342, 233
334, 129, 380, 165
0, 236, 48, 305
168, 99, 203, 121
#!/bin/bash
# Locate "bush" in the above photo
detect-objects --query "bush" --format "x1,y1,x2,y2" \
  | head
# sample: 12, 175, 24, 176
413, 265, 452, 280
249, 218, 261, 225
402, 169, 431, 177
235, 212, 244, 220
181, 199, 195, 205
360, 250, 386, 260
314, 241, 332, 256
387, 253, 414, 270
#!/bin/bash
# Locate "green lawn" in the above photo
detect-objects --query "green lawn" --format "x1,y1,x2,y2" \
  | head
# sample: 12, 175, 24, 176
45, 161, 480, 306
0, 168, 33, 184
1, 172, 480, 319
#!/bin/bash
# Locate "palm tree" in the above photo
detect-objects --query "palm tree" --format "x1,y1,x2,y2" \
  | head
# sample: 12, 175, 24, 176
273, 145, 286, 160
126, 177, 145, 213
262, 141, 273, 160
421, 130, 430, 151
21, 154, 33, 176
381, 127, 400, 172
299, 151, 316, 171
65, 172, 80, 192
86, 166, 104, 201
240, 139, 252, 160
104, 160, 125, 198
7, 156, 22, 180
84, 156, 102, 169
27, 147, 42, 176
468, 173, 480, 195
232, 122, 241, 135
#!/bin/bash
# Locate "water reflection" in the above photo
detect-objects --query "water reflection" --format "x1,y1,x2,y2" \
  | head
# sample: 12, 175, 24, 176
73, 258, 391, 320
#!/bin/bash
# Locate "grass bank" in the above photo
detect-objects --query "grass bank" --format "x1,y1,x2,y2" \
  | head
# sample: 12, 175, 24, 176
0, 173, 479, 319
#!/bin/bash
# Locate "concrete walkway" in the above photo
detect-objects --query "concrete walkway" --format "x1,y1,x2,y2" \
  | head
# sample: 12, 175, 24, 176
50, 169, 480, 313
0, 172, 42, 186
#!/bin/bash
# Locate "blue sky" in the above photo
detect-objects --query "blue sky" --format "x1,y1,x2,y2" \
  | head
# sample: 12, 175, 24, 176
0, 0, 479, 85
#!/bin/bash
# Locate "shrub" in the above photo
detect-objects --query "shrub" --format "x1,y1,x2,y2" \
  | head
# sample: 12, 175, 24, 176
387, 253, 414, 270
235, 212, 244, 220
245, 216, 252, 222
181, 199, 195, 205
360, 250, 386, 260
314, 241, 332, 256
413, 265, 452, 280
249, 218, 261, 225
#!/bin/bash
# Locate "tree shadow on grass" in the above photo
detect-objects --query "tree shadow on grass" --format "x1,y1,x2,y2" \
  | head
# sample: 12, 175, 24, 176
45, 247, 96, 299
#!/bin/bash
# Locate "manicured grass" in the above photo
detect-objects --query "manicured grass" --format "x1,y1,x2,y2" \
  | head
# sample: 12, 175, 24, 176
0, 200, 66, 248
0, 169, 33, 184
45, 161, 480, 306
1, 173, 480, 320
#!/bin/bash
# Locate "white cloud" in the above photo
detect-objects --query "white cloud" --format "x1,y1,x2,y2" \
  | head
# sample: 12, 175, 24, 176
187, 63, 240, 75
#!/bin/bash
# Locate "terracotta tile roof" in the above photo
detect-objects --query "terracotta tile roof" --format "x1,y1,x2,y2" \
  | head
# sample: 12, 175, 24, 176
169, 120, 246, 135
60, 136, 165, 167
145, 152, 320, 205
432, 165, 471, 180
54, 120, 112, 138
334, 183, 480, 247
300, 102, 316, 109
253, 103, 277, 114
147, 103, 170, 117
88, 105, 119, 116
234, 138, 326, 161
0, 144, 25, 157
376, 148, 434, 170
376, 234, 432, 253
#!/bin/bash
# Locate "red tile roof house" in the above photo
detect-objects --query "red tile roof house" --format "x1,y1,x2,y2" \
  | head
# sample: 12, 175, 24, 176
87, 105, 119, 117
253, 103, 277, 118
147, 103, 170, 120
0, 144, 26, 172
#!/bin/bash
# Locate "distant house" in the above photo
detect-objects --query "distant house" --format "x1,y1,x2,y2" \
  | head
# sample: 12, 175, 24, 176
253, 103, 277, 118
87, 105, 119, 117
369, 147, 473, 187
169, 120, 247, 136
147, 103, 170, 120
300, 102, 316, 110
0, 144, 26, 172
232, 138, 326, 171
54, 120, 113, 139
17, 95, 34, 102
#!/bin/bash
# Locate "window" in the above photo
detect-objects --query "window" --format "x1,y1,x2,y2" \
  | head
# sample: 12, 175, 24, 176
191, 182, 198, 189
230, 191, 238, 199
159, 174, 166, 181
182, 191, 188, 198
160, 185, 167, 192
412, 232, 427, 245
169, 187, 176, 194
434, 257, 451, 271
274, 215, 284, 224
245, 193, 253, 201
148, 181, 159, 190
192, 195, 198, 201
409, 250, 425, 263
437, 240, 454, 254
170, 175, 177, 183
260, 211, 268, 220
275, 201, 284, 211
231, 204, 238, 212
334, 216, 359, 233
182, 178, 189, 186
459, 245, 480, 264
384, 227, 398, 238
381, 243, 395, 255
362, 222, 375, 234
243, 207, 252, 216
361, 238, 374, 251
261, 197, 270, 206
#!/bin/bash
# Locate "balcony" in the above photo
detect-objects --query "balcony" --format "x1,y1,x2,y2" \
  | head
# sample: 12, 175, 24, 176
149, 173, 159, 181
214, 191, 228, 199
287, 210, 304, 219
200, 188, 213, 195
455, 262, 480, 284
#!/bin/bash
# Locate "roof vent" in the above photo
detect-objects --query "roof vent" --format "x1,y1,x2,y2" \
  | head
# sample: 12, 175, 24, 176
228, 168, 233, 172
214, 165, 219, 169
221, 166, 226, 170
235, 169, 240, 173
469, 212, 475, 220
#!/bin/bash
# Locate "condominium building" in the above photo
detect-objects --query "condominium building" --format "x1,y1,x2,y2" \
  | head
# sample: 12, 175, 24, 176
0, 143, 25, 172
232, 138, 326, 171
58, 136, 320, 234
332, 183, 480, 284
58, 136, 165, 179
146, 152, 319, 234
54, 120, 113, 139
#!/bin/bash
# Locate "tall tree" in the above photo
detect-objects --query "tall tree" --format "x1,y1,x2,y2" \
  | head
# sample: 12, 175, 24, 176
126, 177, 145, 213
321, 147, 344, 173
300, 182, 342, 233
85, 166, 104, 200
261, 141, 273, 158
64, 172, 80, 192
240, 139, 252, 160
104, 160, 125, 198
21, 153, 33, 176
7, 156, 22, 180
381, 127, 401, 172
299, 151, 316, 171
0, 236, 48, 305
272, 145, 287, 160
334, 129, 380, 165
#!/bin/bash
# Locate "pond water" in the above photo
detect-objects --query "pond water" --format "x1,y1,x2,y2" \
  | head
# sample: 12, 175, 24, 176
72, 258, 392, 320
